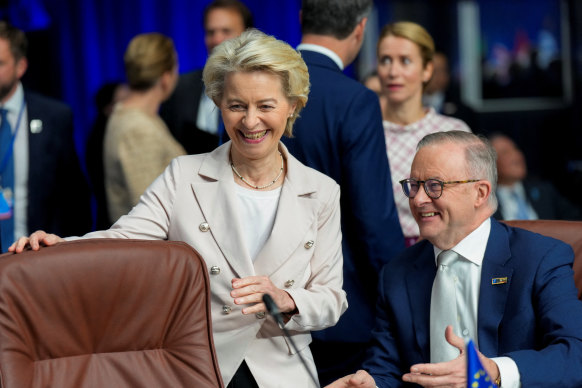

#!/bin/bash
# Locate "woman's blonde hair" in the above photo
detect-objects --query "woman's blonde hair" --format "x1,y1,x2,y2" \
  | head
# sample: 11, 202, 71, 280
203, 29, 309, 137
377, 21, 435, 67
124, 33, 177, 91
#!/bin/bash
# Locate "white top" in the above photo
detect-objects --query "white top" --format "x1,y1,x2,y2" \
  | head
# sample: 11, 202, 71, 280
6, 83, 29, 240
433, 218, 521, 387
235, 185, 282, 261
296, 43, 344, 70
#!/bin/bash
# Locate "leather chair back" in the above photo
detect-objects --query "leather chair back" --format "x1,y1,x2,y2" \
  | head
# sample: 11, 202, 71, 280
503, 220, 582, 299
0, 239, 223, 387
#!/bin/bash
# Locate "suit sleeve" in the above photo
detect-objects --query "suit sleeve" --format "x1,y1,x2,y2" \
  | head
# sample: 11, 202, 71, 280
340, 88, 405, 271
362, 265, 406, 387
506, 241, 582, 387
285, 184, 348, 331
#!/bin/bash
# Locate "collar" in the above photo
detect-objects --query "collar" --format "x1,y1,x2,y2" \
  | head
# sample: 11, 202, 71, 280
433, 217, 491, 267
497, 182, 526, 197
297, 43, 344, 70
383, 107, 435, 132
3, 82, 24, 113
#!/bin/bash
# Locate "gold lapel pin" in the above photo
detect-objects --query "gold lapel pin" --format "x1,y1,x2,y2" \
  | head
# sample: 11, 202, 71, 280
491, 277, 508, 285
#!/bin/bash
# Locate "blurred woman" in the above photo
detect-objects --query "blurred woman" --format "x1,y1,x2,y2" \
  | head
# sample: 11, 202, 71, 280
11, 29, 347, 388
377, 22, 471, 246
104, 33, 185, 222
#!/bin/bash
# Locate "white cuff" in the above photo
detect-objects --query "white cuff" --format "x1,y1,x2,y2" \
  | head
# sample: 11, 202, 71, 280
491, 356, 521, 388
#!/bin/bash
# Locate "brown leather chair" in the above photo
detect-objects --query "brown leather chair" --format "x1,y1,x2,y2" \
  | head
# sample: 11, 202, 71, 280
502, 220, 582, 299
0, 239, 224, 387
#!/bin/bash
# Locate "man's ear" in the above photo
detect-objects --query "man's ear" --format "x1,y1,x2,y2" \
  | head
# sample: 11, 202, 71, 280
354, 17, 368, 42
475, 180, 492, 208
15, 57, 27, 79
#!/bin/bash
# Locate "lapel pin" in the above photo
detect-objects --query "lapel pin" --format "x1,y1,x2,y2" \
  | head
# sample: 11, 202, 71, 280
30, 119, 43, 134
491, 277, 508, 285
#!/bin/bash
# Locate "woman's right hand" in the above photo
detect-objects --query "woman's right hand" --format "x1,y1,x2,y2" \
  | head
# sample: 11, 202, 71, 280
8, 230, 65, 253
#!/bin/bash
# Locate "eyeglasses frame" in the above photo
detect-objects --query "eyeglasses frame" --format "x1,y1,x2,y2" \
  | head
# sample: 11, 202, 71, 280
399, 178, 482, 199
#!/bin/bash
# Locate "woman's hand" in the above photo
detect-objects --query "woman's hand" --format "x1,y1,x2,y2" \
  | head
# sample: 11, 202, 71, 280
231, 275, 296, 315
8, 230, 65, 253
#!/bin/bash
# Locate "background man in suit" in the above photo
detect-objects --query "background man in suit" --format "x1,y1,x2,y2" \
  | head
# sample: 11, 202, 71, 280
282, 0, 405, 384
328, 131, 582, 387
490, 133, 581, 220
160, 0, 252, 154
0, 21, 91, 252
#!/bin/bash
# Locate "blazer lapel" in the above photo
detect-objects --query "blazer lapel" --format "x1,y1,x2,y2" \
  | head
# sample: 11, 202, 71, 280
253, 148, 319, 275
406, 242, 436, 361
477, 219, 513, 357
191, 143, 255, 278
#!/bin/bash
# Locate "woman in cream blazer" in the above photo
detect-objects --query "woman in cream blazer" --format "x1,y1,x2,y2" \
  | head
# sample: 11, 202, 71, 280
11, 30, 347, 387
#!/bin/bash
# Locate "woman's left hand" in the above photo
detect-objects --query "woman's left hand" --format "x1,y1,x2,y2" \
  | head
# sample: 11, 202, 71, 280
231, 276, 296, 315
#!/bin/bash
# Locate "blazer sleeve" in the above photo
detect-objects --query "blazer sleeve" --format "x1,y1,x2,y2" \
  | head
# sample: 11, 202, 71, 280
340, 87, 405, 271
506, 240, 582, 387
362, 265, 407, 387
285, 183, 348, 331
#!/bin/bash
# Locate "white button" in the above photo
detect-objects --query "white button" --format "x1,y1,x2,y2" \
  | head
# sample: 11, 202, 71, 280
199, 222, 210, 232
304, 240, 314, 249
222, 305, 232, 314
284, 280, 295, 288
462, 329, 469, 336
210, 266, 220, 275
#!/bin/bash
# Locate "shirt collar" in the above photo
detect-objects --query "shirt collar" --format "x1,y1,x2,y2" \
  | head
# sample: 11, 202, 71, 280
296, 43, 344, 70
433, 217, 491, 267
3, 82, 24, 113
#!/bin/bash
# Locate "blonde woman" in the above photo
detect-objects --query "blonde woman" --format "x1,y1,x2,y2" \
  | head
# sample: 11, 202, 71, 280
11, 29, 347, 388
104, 33, 185, 222
377, 22, 471, 246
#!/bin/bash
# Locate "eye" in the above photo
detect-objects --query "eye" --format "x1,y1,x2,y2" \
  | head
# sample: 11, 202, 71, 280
259, 104, 274, 111
379, 56, 392, 65
427, 181, 442, 191
402, 57, 411, 65
228, 104, 245, 112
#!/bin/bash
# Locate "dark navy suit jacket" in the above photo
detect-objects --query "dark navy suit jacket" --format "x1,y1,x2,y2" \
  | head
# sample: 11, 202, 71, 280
26, 91, 91, 236
363, 218, 582, 387
283, 50, 405, 342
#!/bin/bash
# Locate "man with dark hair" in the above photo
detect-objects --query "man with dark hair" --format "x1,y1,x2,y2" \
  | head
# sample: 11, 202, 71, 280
282, 0, 405, 384
0, 21, 91, 252
328, 131, 582, 388
160, 0, 252, 154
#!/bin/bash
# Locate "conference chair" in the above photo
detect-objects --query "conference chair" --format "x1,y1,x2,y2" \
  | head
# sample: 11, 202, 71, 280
503, 220, 582, 299
0, 239, 224, 387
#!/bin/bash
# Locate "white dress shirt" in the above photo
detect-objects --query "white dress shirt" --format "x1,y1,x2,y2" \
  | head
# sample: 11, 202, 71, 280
296, 43, 344, 70
196, 90, 219, 135
6, 83, 29, 240
433, 218, 521, 387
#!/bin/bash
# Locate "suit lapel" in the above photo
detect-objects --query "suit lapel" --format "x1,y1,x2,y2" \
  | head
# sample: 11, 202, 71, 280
191, 143, 255, 278
477, 219, 513, 356
253, 151, 318, 275
406, 242, 436, 360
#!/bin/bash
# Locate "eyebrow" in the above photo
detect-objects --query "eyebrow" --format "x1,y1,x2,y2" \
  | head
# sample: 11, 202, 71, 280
225, 98, 279, 104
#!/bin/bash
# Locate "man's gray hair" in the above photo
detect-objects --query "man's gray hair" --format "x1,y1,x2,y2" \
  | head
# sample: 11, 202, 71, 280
301, 0, 373, 40
417, 131, 498, 210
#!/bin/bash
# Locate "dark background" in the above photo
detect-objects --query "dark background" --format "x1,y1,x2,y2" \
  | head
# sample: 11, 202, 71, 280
4, 0, 582, 207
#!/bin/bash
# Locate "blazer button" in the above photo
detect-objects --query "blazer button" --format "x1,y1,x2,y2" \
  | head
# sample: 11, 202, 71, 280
255, 312, 266, 319
284, 280, 295, 288
222, 305, 232, 314
210, 266, 221, 275
199, 222, 210, 232
304, 240, 314, 249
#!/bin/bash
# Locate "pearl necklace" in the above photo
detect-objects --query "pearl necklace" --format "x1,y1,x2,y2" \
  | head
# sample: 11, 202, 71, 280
231, 151, 284, 190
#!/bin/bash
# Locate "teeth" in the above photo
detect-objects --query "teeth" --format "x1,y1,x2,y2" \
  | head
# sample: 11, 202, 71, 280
422, 212, 436, 217
243, 130, 267, 140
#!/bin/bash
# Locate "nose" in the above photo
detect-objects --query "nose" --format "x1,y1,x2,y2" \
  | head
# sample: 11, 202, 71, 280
242, 107, 260, 129
412, 183, 432, 207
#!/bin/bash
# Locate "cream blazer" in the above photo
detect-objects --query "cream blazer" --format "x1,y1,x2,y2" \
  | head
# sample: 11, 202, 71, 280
80, 142, 347, 387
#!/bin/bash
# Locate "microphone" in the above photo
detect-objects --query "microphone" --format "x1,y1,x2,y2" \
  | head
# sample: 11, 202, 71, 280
262, 294, 321, 388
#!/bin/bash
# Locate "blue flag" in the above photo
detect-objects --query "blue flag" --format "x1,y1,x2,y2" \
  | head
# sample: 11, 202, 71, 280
466, 339, 496, 388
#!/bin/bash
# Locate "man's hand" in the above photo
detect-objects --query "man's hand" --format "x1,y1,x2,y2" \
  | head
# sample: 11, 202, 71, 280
324, 370, 376, 388
403, 326, 500, 387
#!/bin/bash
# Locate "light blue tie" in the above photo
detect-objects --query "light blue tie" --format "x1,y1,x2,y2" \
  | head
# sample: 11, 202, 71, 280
0, 108, 14, 252
512, 189, 531, 220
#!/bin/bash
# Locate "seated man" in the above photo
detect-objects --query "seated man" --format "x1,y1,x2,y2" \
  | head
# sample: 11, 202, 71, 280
328, 131, 582, 387
490, 133, 581, 221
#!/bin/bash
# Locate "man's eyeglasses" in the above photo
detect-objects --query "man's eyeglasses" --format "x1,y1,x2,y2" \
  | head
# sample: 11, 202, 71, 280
399, 178, 481, 199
